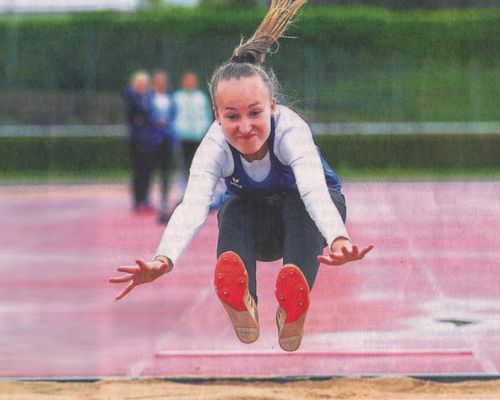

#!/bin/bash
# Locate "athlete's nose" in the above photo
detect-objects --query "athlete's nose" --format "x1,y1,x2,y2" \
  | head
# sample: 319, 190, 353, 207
238, 117, 252, 135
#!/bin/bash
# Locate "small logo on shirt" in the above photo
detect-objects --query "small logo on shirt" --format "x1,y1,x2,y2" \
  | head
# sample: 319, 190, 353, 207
230, 177, 243, 189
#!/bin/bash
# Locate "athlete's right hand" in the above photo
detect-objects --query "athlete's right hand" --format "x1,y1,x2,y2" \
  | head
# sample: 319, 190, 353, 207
109, 257, 173, 300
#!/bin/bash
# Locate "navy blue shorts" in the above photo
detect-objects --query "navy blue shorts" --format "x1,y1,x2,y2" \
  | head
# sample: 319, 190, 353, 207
217, 189, 346, 302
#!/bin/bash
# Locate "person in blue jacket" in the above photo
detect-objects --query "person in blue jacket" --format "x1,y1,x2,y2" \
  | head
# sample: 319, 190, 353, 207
147, 70, 178, 224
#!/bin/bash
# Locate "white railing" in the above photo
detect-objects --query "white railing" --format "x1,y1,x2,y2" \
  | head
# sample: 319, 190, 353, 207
0, 0, 136, 13
1, 122, 499, 137
0, 125, 125, 137
310, 122, 500, 135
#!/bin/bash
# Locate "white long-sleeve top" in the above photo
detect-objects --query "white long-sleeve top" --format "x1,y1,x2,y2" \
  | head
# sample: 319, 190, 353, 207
155, 105, 350, 264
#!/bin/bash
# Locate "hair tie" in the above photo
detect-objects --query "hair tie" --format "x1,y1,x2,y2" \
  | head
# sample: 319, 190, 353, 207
232, 53, 257, 64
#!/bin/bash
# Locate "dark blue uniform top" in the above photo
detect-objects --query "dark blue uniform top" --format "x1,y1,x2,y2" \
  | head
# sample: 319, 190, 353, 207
224, 118, 341, 198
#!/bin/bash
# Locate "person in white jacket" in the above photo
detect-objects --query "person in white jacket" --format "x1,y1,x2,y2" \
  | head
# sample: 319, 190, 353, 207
174, 71, 213, 171
110, 0, 373, 352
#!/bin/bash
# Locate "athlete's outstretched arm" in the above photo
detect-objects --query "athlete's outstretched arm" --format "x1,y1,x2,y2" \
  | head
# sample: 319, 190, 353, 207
109, 130, 225, 300
109, 168, 215, 300
276, 108, 373, 267
154, 135, 225, 264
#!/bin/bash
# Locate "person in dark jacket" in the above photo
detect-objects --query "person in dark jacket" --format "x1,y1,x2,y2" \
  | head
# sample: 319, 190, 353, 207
123, 71, 154, 214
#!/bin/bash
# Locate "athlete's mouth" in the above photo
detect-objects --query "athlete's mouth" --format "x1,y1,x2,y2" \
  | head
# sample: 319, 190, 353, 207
240, 134, 256, 140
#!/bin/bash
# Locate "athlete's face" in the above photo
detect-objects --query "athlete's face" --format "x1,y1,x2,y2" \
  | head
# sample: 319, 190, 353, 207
213, 75, 276, 161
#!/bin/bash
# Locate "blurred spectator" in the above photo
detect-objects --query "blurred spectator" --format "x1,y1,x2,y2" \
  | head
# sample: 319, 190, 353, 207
148, 70, 178, 224
123, 70, 154, 214
174, 71, 213, 172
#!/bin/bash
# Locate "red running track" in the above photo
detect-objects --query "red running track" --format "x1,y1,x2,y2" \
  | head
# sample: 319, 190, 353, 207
0, 181, 499, 378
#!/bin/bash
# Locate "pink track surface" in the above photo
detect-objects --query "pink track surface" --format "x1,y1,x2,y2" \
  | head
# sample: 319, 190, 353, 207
1, 181, 499, 378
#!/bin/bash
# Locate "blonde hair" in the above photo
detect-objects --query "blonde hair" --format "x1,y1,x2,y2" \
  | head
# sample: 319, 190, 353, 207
209, 0, 306, 104
130, 70, 150, 86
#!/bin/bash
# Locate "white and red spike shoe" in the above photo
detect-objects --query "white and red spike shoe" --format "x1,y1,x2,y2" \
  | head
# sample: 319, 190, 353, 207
214, 251, 259, 344
275, 264, 310, 352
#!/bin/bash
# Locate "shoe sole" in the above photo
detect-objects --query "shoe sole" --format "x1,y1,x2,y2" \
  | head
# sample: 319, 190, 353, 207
214, 251, 259, 344
275, 264, 310, 352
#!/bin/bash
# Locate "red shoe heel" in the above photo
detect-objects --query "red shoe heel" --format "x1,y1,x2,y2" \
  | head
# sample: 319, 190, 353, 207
275, 264, 310, 352
214, 251, 259, 344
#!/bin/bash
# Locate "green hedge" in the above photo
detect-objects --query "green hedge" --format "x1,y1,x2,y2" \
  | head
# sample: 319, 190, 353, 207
0, 136, 129, 171
1, 134, 498, 172
0, 7, 499, 91
315, 134, 500, 169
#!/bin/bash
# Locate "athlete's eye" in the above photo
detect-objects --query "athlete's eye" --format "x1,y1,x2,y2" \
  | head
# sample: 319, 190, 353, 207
250, 110, 262, 117
225, 114, 238, 120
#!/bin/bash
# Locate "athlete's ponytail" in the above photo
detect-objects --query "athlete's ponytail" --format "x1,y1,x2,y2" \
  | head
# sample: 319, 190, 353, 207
209, 0, 306, 104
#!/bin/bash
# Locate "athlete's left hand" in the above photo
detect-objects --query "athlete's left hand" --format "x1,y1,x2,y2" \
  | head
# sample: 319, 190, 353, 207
318, 237, 374, 266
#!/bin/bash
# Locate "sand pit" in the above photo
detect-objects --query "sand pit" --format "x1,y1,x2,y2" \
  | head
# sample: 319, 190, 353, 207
1, 377, 500, 400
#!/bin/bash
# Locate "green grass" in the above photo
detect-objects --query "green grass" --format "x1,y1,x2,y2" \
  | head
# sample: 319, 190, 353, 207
337, 167, 500, 181
0, 169, 129, 185
1, 167, 499, 185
